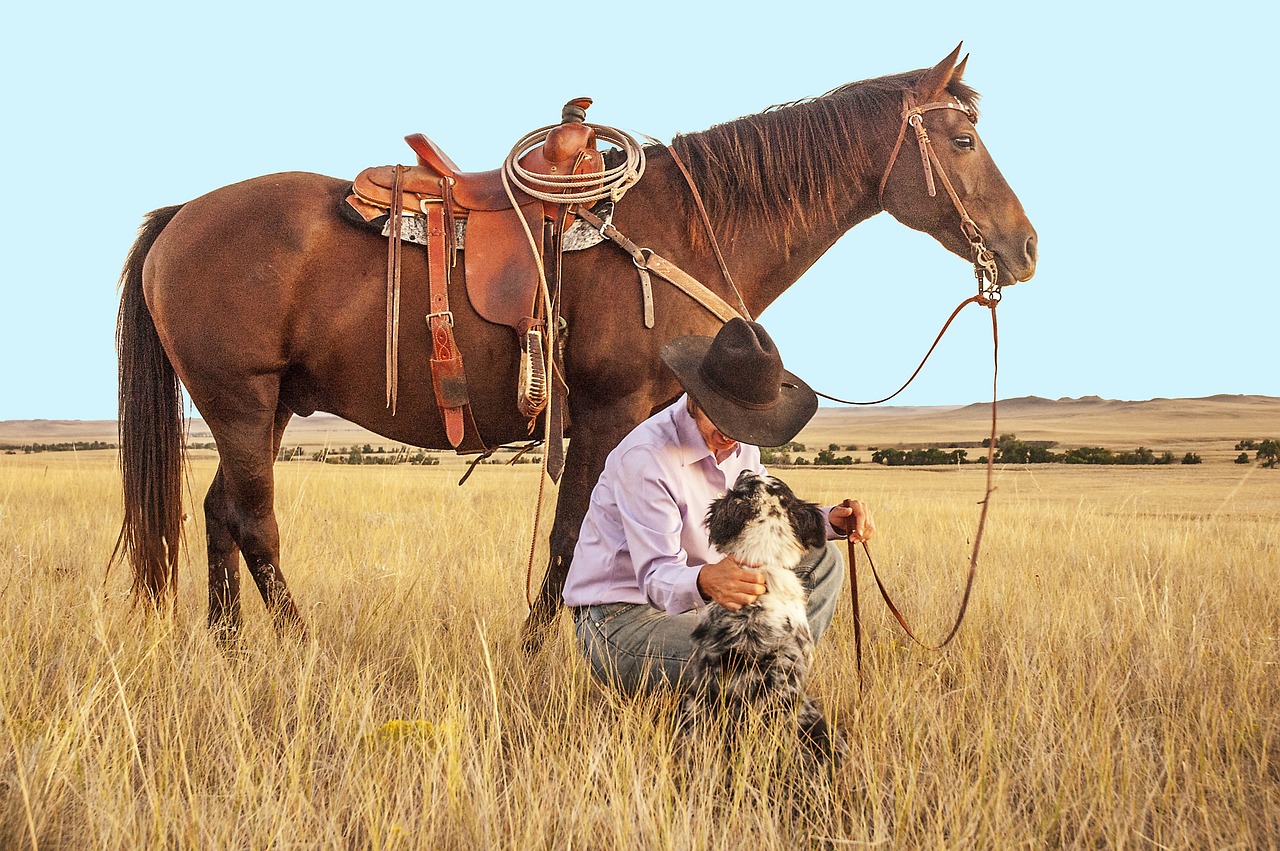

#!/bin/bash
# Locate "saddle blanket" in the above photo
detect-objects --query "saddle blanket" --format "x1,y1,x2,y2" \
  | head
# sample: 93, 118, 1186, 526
380, 213, 605, 253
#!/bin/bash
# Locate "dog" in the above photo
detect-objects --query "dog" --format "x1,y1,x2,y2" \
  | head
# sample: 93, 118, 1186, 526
679, 470, 845, 761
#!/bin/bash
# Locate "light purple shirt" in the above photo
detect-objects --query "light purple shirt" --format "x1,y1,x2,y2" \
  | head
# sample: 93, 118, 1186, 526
563, 395, 842, 614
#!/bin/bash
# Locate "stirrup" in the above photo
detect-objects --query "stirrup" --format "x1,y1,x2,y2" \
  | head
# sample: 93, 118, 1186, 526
517, 328, 549, 420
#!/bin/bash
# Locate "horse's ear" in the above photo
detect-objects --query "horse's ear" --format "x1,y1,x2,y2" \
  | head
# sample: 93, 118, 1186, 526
953, 53, 969, 84
915, 43, 964, 103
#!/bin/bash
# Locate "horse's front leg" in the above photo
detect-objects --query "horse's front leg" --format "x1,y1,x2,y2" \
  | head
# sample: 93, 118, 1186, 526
522, 400, 651, 654
521, 447, 598, 655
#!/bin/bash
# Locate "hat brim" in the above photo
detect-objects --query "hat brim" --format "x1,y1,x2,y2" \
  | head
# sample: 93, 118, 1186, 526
661, 334, 818, 447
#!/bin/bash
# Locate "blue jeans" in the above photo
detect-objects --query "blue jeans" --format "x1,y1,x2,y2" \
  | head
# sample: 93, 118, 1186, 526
570, 542, 845, 695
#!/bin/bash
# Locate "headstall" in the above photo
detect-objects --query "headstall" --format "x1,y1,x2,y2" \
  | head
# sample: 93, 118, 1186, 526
878, 98, 1001, 304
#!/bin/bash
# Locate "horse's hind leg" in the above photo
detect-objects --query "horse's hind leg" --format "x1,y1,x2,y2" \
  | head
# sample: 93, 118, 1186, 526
206, 464, 242, 636
203, 399, 304, 636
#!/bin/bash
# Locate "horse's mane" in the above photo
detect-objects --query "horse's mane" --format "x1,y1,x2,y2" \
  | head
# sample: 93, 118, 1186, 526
668, 70, 980, 252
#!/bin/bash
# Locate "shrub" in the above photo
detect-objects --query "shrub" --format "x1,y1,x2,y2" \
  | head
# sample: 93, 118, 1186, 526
760, 447, 791, 465
1257, 439, 1279, 469
814, 449, 853, 466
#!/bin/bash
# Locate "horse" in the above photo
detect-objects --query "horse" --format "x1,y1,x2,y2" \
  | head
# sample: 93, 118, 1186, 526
112, 45, 1037, 649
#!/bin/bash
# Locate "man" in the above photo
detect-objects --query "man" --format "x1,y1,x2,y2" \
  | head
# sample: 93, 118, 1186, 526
563, 318, 875, 694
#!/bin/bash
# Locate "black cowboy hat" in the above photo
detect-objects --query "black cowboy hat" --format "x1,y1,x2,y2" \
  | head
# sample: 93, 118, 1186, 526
660, 318, 818, 447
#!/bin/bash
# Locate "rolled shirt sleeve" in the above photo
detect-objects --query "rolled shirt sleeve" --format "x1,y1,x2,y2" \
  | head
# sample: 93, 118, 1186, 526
823, 506, 848, 539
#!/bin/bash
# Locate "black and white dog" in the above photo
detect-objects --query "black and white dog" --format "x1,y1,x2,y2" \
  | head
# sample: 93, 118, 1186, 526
680, 470, 845, 760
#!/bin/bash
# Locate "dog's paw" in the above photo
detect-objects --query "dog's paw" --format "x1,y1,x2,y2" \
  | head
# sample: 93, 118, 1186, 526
798, 704, 847, 766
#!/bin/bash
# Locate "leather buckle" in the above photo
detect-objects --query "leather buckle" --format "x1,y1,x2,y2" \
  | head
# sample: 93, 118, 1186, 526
426, 310, 454, 326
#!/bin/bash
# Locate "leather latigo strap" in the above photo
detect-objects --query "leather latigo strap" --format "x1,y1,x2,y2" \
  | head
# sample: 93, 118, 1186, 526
424, 198, 470, 448
386, 166, 405, 413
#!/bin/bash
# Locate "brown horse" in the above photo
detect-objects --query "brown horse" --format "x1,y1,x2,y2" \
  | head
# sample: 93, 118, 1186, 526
113, 46, 1036, 647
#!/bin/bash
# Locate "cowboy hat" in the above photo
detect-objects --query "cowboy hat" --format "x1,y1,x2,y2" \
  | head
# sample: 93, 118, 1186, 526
660, 318, 818, 447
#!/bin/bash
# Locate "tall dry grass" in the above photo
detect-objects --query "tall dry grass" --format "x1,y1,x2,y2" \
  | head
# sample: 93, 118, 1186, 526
1, 453, 1277, 849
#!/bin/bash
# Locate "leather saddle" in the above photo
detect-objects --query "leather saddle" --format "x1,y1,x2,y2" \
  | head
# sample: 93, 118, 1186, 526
346, 98, 604, 331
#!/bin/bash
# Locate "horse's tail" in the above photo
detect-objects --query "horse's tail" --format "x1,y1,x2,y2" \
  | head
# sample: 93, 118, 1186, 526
110, 204, 187, 606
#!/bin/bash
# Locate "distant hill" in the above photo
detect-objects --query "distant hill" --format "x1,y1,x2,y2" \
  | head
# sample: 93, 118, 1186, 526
798, 394, 1279, 453
3, 395, 1278, 456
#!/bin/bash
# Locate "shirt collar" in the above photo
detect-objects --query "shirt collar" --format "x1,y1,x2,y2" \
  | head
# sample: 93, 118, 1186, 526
672, 393, 741, 468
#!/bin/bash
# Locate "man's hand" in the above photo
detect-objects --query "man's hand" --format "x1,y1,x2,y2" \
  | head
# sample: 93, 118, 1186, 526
830, 498, 875, 543
697, 557, 766, 611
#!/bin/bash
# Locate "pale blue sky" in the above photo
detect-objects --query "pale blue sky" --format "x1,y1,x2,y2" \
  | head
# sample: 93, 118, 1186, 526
1, 2, 1274, 421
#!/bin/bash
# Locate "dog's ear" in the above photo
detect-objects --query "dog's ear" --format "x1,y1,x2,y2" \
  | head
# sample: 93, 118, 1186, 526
706, 491, 754, 549
790, 501, 828, 551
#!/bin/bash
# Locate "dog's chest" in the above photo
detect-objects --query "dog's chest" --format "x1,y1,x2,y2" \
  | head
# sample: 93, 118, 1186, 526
728, 510, 807, 571
752, 566, 808, 632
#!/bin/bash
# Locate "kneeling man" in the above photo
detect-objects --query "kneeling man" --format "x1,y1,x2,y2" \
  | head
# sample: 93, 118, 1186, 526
563, 318, 875, 694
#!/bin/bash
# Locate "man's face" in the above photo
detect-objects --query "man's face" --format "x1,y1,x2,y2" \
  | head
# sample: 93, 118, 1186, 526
688, 399, 738, 457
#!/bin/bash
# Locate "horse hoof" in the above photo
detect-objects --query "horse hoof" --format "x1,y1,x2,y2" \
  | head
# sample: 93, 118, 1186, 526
520, 616, 553, 656
275, 612, 310, 642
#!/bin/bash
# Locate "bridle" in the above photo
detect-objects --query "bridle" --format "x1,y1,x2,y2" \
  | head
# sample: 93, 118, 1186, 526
878, 97, 1001, 303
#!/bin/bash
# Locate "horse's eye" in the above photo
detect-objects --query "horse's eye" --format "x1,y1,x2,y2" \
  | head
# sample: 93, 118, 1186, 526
954, 135, 975, 150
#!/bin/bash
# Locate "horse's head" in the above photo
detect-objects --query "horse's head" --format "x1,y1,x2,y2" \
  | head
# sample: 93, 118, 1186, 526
879, 45, 1038, 285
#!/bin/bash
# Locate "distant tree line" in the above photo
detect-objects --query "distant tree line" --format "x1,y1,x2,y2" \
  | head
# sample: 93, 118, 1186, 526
211, 434, 1280, 470
2, 440, 116, 454
272, 444, 441, 465
760, 442, 806, 465
861, 434, 1280, 468
760, 442, 864, 466
872, 446, 968, 466
978, 435, 1203, 466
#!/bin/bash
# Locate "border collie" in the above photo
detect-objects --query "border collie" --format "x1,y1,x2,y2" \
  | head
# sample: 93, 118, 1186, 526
680, 470, 845, 761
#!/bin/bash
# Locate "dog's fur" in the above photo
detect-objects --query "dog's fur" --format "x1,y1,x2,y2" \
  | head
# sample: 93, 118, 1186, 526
679, 470, 845, 760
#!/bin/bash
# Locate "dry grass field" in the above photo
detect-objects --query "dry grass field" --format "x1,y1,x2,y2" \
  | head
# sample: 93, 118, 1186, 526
1, 399, 1278, 849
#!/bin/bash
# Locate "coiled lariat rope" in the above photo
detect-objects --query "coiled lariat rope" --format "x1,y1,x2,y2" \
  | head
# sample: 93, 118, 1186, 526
504, 124, 647, 610
500, 122, 646, 385
504, 124, 646, 206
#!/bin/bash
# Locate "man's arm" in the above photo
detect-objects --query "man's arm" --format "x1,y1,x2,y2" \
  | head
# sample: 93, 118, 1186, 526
611, 445, 710, 613
696, 557, 767, 611
827, 498, 876, 542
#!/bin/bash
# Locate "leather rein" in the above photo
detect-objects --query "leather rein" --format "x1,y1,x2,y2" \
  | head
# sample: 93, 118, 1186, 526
841, 96, 1004, 681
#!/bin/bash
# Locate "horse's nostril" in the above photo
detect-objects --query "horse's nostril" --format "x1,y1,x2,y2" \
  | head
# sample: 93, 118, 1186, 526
1025, 234, 1038, 264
